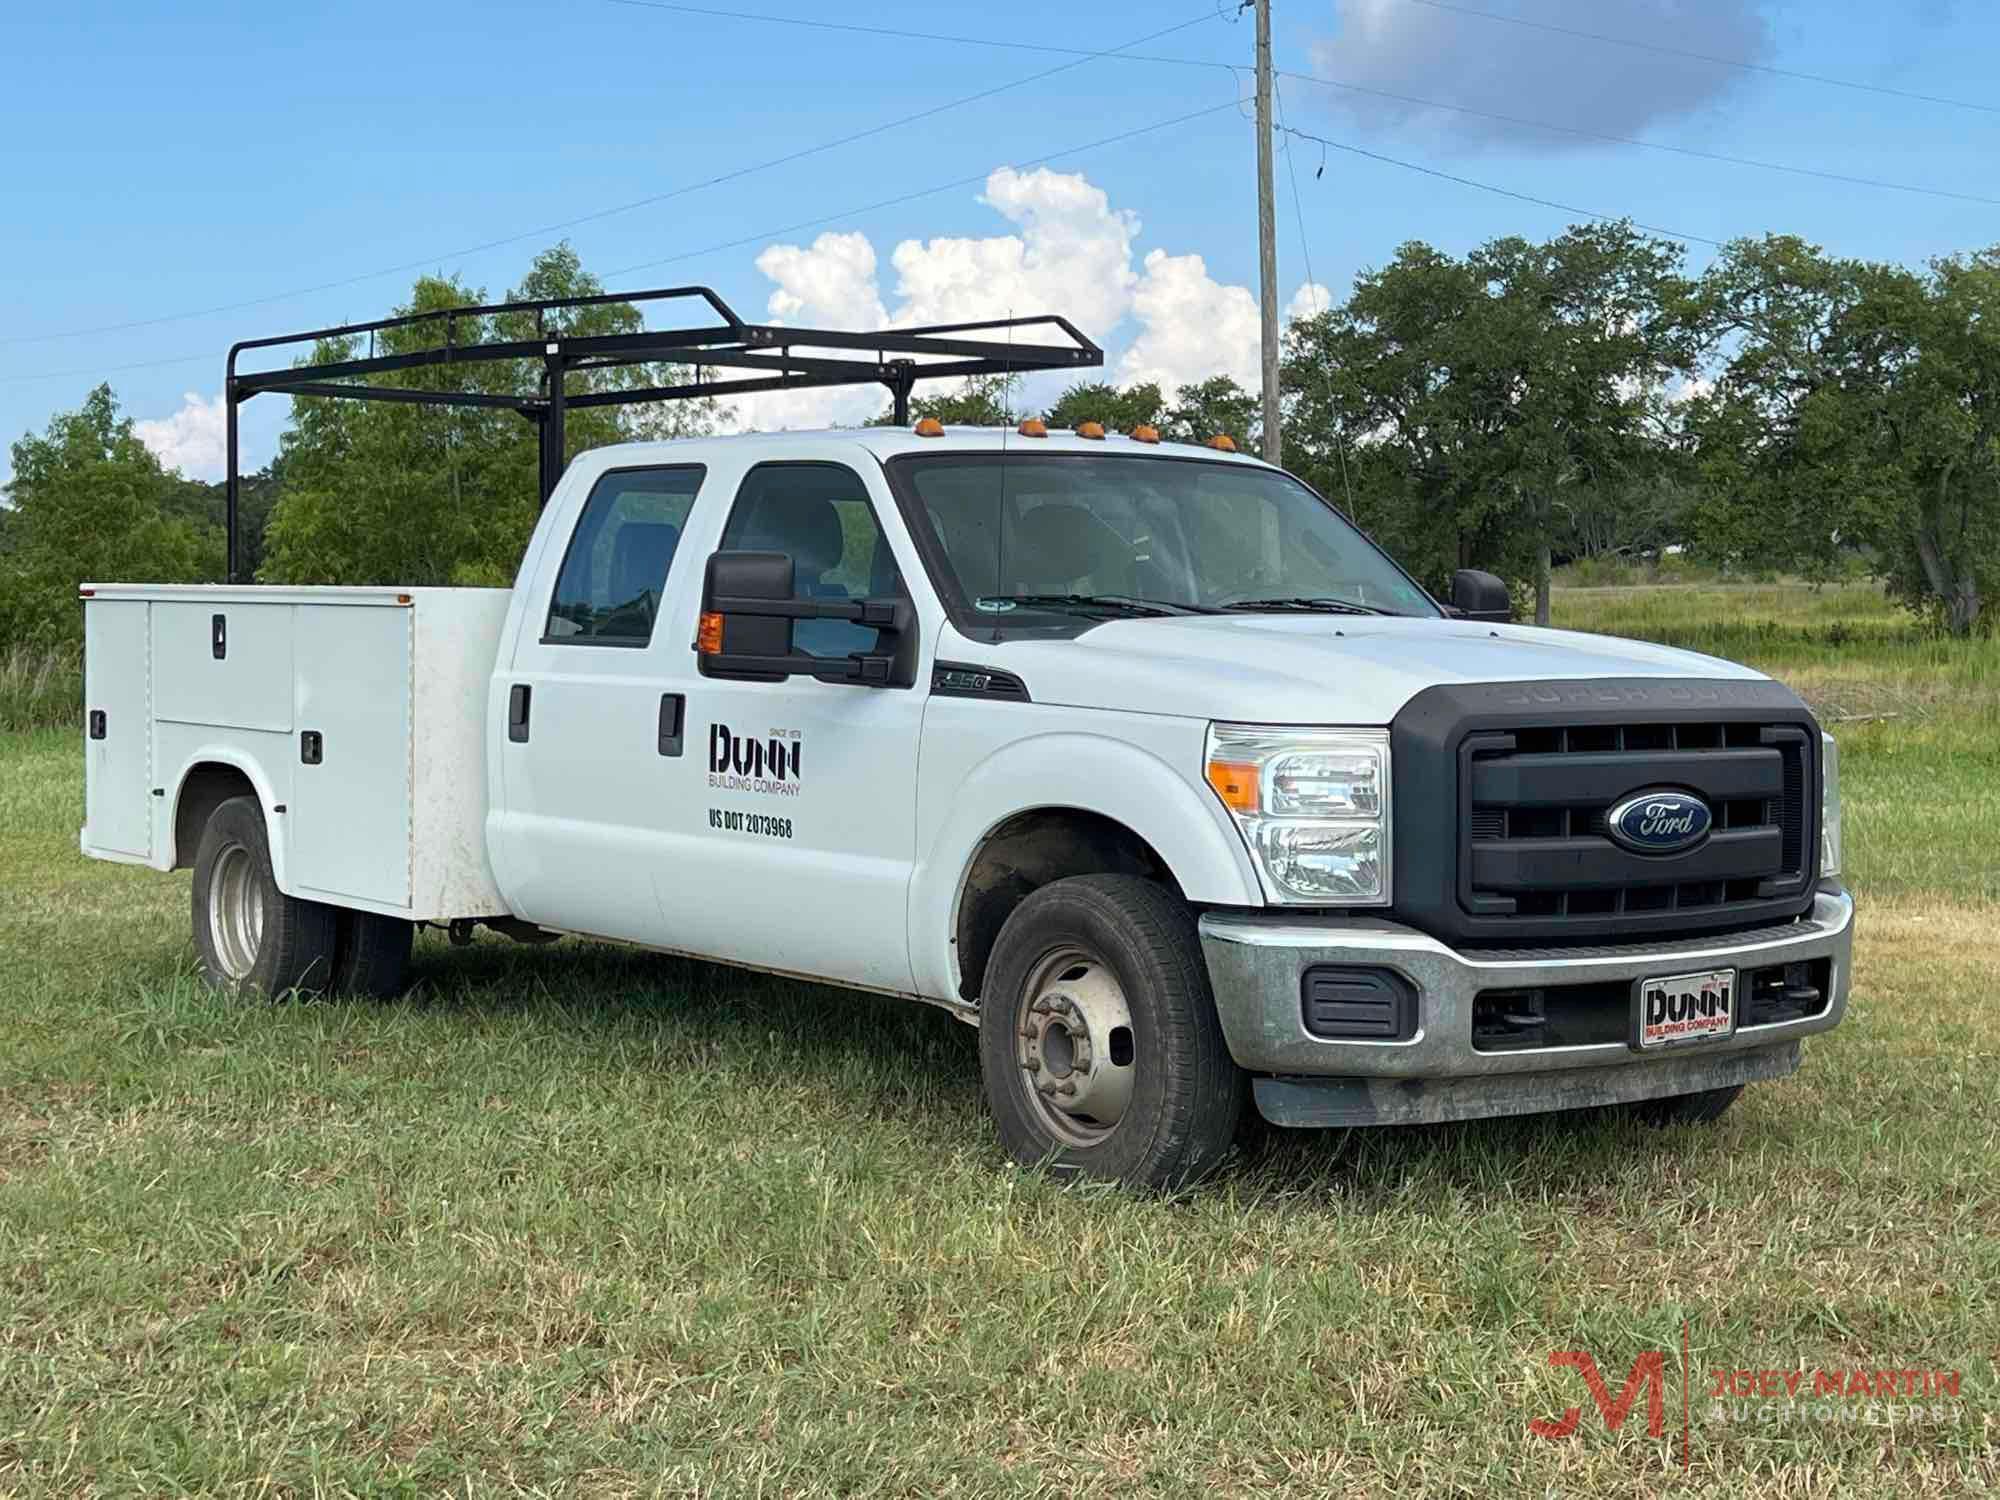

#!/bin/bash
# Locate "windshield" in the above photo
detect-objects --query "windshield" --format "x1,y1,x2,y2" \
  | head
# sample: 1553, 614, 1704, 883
893, 453, 1438, 620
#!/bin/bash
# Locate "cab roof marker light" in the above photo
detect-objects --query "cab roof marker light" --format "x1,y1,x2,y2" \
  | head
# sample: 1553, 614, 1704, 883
1018, 418, 1048, 437
1206, 434, 1238, 452
1075, 421, 1106, 440
914, 417, 946, 437
1130, 425, 1161, 444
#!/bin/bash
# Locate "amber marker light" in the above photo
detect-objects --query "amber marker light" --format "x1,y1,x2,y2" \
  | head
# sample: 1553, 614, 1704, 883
1018, 418, 1048, 437
914, 417, 946, 437
1205, 757, 1260, 815
1130, 424, 1161, 444
696, 612, 724, 654
1076, 420, 1106, 440
1206, 433, 1238, 452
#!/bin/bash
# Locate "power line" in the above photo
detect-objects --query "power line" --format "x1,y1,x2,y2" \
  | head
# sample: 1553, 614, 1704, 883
0, 8, 1223, 349
1273, 122, 1725, 248
603, 0, 1229, 60
2, 100, 1241, 388
1280, 68, 2000, 209
1397, 0, 2000, 118
610, 99, 1242, 277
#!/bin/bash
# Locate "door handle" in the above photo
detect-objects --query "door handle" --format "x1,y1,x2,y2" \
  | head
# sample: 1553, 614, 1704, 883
658, 693, 685, 757
508, 684, 532, 743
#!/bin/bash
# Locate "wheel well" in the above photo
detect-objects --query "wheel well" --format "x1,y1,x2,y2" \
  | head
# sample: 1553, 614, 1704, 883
172, 763, 258, 870
954, 808, 1180, 1002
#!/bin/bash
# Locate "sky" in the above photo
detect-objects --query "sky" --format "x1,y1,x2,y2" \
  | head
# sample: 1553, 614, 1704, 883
4, 0, 1998, 486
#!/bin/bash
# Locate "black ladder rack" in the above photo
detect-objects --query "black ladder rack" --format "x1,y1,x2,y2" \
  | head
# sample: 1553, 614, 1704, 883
223, 284, 1103, 581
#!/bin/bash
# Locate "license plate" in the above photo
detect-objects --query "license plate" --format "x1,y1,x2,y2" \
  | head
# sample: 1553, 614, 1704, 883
1635, 968, 1736, 1049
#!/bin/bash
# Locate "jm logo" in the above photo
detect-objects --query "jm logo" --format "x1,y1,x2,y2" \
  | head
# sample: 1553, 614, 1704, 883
1529, 1351, 1668, 1440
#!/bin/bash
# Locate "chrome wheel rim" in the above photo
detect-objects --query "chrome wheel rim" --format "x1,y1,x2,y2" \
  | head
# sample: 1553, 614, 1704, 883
1014, 946, 1136, 1148
207, 842, 265, 981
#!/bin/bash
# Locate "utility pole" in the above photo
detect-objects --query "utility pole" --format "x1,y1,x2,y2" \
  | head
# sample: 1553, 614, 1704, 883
1254, 0, 1281, 465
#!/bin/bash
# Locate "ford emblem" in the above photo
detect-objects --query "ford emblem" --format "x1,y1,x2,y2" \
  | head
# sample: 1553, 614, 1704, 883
1606, 790, 1712, 854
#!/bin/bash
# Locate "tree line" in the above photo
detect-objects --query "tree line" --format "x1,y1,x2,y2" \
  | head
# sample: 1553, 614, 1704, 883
7, 225, 2000, 644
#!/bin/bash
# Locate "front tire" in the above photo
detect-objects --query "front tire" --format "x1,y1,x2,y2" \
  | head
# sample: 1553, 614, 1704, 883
191, 795, 337, 998
978, 875, 1246, 1190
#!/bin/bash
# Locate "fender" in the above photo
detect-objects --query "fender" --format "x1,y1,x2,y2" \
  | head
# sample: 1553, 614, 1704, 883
907, 729, 1263, 1003
158, 742, 293, 894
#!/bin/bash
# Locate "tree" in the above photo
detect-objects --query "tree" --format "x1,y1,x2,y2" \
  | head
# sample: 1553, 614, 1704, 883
0, 385, 218, 646
1164, 375, 1257, 447
1281, 225, 1697, 619
1465, 224, 1701, 622
867, 373, 1021, 428
1042, 380, 1165, 434
1689, 237, 2000, 634
260, 244, 725, 587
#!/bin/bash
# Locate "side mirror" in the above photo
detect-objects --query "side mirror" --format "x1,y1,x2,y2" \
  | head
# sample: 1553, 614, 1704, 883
696, 550, 916, 687
1449, 569, 1514, 624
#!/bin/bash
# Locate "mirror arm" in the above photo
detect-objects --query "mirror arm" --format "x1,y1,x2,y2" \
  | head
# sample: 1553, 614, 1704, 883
706, 649, 898, 685
708, 594, 900, 627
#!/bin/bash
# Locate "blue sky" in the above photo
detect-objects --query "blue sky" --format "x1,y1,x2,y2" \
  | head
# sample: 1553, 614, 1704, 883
4, 0, 1998, 482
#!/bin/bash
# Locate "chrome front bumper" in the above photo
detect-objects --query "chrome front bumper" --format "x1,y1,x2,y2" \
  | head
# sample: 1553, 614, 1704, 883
1199, 890, 1854, 1124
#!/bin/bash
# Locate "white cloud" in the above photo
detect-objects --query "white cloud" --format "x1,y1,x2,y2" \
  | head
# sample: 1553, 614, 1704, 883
888, 167, 1140, 337
755, 230, 886, 332
731, 168, 1329, 430
1287, 282, 1334, 321
135, 391, 228, 481
1116, 250, 1262, 392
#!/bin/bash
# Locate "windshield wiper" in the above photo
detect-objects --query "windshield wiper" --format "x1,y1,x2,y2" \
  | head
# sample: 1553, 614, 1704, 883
977, 593, 1218, 618
1219, 596, 1401, 617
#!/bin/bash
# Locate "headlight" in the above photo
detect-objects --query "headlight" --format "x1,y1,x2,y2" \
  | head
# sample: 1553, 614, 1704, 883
1821, 729, 1842, 879
1206, 725, 1390, 904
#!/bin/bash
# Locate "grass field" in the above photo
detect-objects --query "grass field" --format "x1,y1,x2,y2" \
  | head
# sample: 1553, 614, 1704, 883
2, 583, 1997, 1495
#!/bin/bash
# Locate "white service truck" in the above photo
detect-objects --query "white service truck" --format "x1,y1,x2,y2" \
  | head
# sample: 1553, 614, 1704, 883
80, 421, 1853, 1187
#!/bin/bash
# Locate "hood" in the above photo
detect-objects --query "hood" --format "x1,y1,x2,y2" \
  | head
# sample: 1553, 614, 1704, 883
955, 615, 1767, 724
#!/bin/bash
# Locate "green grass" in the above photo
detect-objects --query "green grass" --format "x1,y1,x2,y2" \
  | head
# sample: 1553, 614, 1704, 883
5, 587, 2000, 1495
0, 643, 79, 733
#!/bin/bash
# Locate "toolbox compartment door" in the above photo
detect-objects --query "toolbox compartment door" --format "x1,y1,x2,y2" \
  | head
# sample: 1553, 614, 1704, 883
82, 599, 153, 859
151, 600, 294, 733
289, 603, 413, 908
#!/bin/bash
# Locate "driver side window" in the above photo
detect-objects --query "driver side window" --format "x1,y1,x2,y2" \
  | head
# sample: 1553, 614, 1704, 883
544, 466, 705, 644
719, 462, 901, 660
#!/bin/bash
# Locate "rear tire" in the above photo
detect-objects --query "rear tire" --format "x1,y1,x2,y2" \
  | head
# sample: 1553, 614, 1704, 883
191, 795, 337, 999
332, 910, 414, 998
1634, 1084, 1743, 1125
978, 874, 1246, 1190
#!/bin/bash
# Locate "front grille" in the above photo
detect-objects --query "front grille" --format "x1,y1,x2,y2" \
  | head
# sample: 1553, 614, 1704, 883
1390, 679, 1823, 946
1463, 720, 1812, 927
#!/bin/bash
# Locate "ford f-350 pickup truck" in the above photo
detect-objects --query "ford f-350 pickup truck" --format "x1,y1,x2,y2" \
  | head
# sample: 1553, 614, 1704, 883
78, 295, 1852, 1189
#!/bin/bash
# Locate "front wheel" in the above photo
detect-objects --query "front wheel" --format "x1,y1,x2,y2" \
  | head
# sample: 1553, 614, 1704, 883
978, 875, 1246, 1190
191, 795, 337, 998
